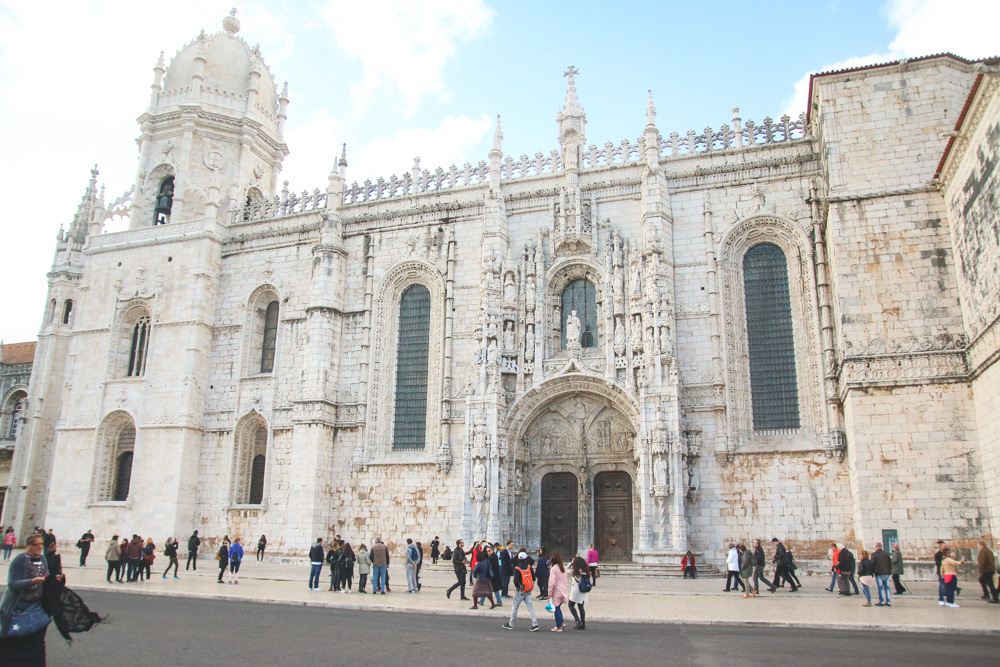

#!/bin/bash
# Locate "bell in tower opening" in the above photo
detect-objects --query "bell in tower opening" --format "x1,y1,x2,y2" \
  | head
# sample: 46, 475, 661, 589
154, 176, 174, 225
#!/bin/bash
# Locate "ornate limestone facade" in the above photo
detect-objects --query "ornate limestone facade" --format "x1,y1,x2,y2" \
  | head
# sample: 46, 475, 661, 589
3, 12, 999, 566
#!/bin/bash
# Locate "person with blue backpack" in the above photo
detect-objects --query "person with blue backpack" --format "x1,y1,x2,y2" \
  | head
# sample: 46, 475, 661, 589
569, 555, 591, 630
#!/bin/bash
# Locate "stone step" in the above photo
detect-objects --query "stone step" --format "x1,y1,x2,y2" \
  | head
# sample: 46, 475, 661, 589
596, 563, 723, 578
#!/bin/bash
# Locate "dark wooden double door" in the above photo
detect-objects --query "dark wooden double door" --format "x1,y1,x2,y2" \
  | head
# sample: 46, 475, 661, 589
540, 471, 633, 561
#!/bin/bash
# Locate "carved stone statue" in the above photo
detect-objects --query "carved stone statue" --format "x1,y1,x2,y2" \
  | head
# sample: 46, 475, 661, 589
503, 322, 515, 350
503, 274, 517, 303
525, 278, 536, 305
472, 460, 487, 491
614, 318, 625, 350
566, 309, 581, 345
473, 339, 482, 365
486, 338, 498, 364
525, 326, 535, 362
655, 455, 668, 486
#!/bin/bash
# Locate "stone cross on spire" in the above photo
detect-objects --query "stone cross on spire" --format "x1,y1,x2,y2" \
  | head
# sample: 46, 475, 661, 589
562, 65, 583, 115
557, 66, 587, 171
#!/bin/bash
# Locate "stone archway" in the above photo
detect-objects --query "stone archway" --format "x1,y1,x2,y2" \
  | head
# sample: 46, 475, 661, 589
507, 377, 638, 557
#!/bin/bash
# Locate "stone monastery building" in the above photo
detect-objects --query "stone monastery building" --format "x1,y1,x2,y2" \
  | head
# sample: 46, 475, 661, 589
3, 10, 999, 565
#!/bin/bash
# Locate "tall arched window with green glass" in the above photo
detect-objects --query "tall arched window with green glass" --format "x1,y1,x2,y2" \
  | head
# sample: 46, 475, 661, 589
561, 279, 598, 349
260, 301, 279, 373
743, 243, 800, 430
392, 284, 431, 450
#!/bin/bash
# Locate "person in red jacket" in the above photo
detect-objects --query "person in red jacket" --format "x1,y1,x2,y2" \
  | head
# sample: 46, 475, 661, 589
826, 542, 840, 592
682, 551, 697, 579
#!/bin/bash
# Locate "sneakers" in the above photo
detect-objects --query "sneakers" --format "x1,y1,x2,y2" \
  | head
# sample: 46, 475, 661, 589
938, 600, 946, 606
946, 602, 960, 608
162, 575, 167, 579
551, 626, 563, 632
501, 622, 514, 630
530, 625, 539, 632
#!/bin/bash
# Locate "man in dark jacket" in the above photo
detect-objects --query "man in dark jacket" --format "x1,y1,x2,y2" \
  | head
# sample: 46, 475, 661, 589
446, 539, 469, 600
186, 530, 200, 571
836, 546, 857, 596
977, 540, 999, 603
500, 540, 514, 597
752, 539, 773, 594
126, 534, 144, 582
308, 538, 324, 590
768, 538, 798, 592
871, 542, 893, 606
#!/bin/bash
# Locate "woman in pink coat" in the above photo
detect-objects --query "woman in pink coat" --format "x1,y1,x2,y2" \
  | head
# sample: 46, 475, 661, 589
548, 552, 569, 631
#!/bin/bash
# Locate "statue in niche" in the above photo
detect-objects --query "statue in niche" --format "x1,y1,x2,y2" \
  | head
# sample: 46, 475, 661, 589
473, 339, 482, 365
471, 411, 487, 452
614, 318, 625, 351
632, 262, 642, 294
503, 274, 517, 303
503, 322, 515, 351
613, 264, 624, 296
515, 462, 526, 491
687, 459, 700, 496
566, 310, 581, 345
525, 326, 535, 362
655, 455, 668, 486
486, 339, 498, 364
472, 460, 487, 496
498, 462, 508, 490
525, 278, 535, 305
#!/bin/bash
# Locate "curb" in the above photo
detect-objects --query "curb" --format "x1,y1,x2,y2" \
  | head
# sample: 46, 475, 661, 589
71, 584, 1000, 637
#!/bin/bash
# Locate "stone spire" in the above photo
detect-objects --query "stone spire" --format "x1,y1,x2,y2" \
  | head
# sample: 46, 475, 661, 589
644, 90, 661, 169
557, 66, 587, 173
69, 165, 99, 245
489, 115, 503, 181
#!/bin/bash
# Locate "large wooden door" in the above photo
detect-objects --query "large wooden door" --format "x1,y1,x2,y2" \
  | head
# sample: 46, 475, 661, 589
540, 472, 578, 555
594, 471, 633, 562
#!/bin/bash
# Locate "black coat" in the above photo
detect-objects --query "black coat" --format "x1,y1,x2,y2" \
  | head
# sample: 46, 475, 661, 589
838, 548, 856, 574
489, 552, 503, 588
452, 546, 466, 573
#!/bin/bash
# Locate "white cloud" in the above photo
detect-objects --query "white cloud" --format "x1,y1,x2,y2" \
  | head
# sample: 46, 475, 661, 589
320, 0, 495, 115
782, 0, 1000, 117
346, 114, 494, 185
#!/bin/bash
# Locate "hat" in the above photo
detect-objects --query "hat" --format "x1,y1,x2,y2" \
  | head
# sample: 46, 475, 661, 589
518, 552, 528, 560
771, 537, 779, 543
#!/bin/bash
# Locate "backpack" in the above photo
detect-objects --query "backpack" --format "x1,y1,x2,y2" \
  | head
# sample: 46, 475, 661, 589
577, 574, 592, 593
516, 565, 534, 592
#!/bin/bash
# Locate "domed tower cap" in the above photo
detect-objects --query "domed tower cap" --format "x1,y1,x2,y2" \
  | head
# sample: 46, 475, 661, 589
222, 7, 240, 35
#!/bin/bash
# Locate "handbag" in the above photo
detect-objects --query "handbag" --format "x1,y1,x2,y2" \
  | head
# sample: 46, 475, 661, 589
545, 602, 554, 613
8, 600, 51, 637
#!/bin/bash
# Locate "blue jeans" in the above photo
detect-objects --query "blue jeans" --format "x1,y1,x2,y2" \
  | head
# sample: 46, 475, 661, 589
2, 545, 12, 559
309, 563, 322, 589
373, 564, 387, 592
861, 582, 871, 604
938, 574, 945, 601
501, 574, 510, 597
829, 570, 838, 589
554, 604, 564, 628
944, 575, 958, 603
875, 574, 891, 604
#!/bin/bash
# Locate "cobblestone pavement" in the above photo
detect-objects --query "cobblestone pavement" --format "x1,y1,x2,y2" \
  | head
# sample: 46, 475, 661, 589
50, 559, 1000, 635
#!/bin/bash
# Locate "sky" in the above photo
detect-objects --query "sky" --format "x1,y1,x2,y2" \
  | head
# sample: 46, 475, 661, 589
0, 0, 996, 344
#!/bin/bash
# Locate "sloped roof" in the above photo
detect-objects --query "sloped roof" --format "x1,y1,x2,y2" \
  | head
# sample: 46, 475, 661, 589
1, 341, 36, 365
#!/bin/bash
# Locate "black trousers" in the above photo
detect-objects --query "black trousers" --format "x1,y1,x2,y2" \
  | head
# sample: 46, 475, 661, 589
725, 570, 745, 591
448, 568, 466, 598
773, 564, 797, 589
107, 560, 121, 582
187, 551, 198, 570
358, 573, 368, 592
979, 572, 998, 601
892, 573, 905, 594
80, 543, 91, 566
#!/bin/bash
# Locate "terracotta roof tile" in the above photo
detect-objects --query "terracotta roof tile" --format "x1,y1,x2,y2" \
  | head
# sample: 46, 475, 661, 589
1, 341, 36, 365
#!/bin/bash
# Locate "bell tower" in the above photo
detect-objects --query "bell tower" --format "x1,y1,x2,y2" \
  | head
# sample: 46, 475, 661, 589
132, 8, 289, 228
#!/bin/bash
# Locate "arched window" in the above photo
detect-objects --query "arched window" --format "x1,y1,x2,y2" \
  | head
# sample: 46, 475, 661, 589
743, 243, 800, 430
561, 279, 598, 348
4, 392, 27, 440
392, 284, 431, 450
62, 299, 73, 325
127, 316, 151, 377
94, 413, 137, 502
154, 176, 174, 225
260, 301, 279, 373
48, 299, 57, 324
233, 417, 268, 505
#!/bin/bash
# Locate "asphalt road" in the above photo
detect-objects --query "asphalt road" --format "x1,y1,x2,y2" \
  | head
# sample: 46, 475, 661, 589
14, 590, 997, 666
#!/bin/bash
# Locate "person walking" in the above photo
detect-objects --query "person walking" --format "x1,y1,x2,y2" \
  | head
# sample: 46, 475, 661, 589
768, 538, 798, 592
45, 542, 63, 578
339, 542, 356, 593
724, 542, 743, 592
826, 542, 840, 592
785, 547, 802, 588
470, 547, 498, 610
228, 538, 244, 584
535, 547, 550, 600
487, 543, 503, 606
976, 540, 999, 603
415, 541, 424, 591
934, 540, 950, 604
42, 529, 56, 554
256, 535, 267, 562
2, 527, 15, 560
682, 550, 697, 579
857, 549, 874, 606
739, 544, 753, 598
105, 535, 121, 583
890, 542, 906, 594
430, 536, 441, 565
369, 537, 389, 594
586, 543, 599, 586
548, 552, 568, 631
446, 539, 469, 601
405, 538, 420, 593
217, 537, 230, 584
308, 538, 324, 591
871, 542, 892, 606
836, 544, 857, 596
501, 551, 539, 631
162, 536, 180, 579
186, 530, 200, 571
751, 539, 773, 595
940, 547, 967, 607
0, 533, 63, 664
141, 537, 156, 582
568, 555, 591, 630
76, 529, 95, 567
356, 544, 370, 593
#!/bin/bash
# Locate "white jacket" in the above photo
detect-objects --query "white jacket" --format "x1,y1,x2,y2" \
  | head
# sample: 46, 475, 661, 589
726, 547, 740, 571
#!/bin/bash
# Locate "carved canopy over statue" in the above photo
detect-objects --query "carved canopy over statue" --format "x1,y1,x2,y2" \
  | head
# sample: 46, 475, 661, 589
522, 393, 634, 461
